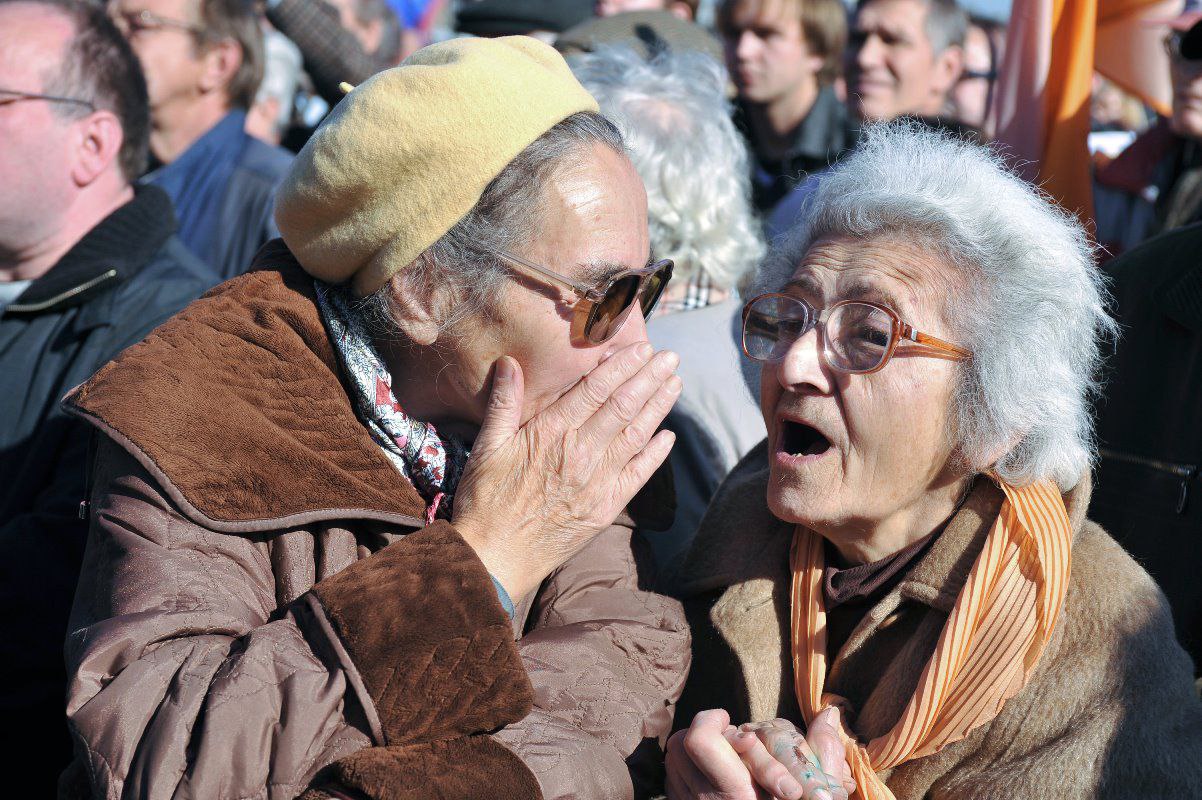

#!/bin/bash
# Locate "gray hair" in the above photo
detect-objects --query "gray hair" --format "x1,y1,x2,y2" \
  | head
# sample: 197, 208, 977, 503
923, 0, 968, 53
859, 0, 966, 54
569, 46, 764, 292
359, 111, 625, 336
751, 121, 1117, 490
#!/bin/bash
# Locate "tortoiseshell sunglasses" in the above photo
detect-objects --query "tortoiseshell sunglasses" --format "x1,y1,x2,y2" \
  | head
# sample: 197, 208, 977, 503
498, 250, 674, 344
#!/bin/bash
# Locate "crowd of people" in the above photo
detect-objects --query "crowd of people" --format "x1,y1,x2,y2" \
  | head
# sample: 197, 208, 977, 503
2, 0, 1201, 797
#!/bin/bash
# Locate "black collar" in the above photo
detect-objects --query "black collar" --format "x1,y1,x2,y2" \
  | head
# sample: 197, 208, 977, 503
6, 184, 176, 316
736, 84, 854, 166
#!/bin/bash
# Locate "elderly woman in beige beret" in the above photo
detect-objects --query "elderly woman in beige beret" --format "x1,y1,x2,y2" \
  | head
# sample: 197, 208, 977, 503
58, 37, 723, 800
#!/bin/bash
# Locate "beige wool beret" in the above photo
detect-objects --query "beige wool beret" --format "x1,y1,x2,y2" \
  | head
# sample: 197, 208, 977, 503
274, 36, 600, 296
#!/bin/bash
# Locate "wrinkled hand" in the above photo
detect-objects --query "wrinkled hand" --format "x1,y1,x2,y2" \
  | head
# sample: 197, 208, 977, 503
665, 708, 855, 800
452, 344, 680, 601
739, 710, 856, 800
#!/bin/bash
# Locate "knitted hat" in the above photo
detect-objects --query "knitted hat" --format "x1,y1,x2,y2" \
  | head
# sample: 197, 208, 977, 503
274, 36, 600, 296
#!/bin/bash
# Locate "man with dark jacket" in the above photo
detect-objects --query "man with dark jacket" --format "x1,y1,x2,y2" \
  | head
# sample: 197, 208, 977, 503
109, 0, 293, 279
1091, 222, 1202, 675
0, 0, 215, 785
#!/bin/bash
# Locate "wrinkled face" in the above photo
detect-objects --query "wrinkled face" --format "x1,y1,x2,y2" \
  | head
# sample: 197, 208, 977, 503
722, 2, 824, 105
0, 3, 77, 259
949, 23, 991, 129
1170, 45, 1202, 139
413, 144, 653, 438
847, 0, 956, 121
759, 233, 965, 538
110, 0, 204, 115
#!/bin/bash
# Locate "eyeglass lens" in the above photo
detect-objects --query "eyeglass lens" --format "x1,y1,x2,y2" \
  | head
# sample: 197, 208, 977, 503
743, 295, 897, 373
584, 263, 671, 344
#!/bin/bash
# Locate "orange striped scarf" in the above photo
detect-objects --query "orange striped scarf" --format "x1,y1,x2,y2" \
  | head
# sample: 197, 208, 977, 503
789, 477, 1073, 799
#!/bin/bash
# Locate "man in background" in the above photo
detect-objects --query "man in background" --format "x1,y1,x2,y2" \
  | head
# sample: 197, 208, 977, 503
845, 0, 966, 122
1096, 11, 1202, 254
718, 0, 853, 212
0, 0, 215, 784
110, 0, 292, 279
949, 15, 1002, 131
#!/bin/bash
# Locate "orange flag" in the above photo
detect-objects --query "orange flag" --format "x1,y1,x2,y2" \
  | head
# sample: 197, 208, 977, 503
990, 0, 1181, 225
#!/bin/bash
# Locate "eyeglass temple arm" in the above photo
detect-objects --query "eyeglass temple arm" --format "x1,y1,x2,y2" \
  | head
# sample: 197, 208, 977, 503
497, 251, 600, 301
902, 324, 972, 360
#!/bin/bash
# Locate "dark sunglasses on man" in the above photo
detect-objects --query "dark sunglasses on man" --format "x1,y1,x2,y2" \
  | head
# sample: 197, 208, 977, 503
1163, 14, 1202, 62
498, 250, 673, 345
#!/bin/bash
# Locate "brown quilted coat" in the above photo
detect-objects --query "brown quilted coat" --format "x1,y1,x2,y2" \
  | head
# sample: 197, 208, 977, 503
57, 243, 691, 800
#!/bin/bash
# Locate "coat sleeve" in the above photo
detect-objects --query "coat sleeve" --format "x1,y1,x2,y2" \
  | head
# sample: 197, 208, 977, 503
65, 440, 537, 800
492, 523, 692, 800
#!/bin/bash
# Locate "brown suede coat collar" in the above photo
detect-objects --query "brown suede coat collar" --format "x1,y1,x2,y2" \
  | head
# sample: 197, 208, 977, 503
64, 239, 672, 535
674, 442, 1092, 723
63, 240, 436, 532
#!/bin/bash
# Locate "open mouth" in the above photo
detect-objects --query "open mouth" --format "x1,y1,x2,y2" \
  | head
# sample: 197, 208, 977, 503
779, 419, 832, 458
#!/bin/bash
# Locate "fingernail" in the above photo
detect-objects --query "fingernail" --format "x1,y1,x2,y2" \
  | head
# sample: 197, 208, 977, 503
666, 375, 683, 394
637, 342, 654, 360
777, 776, 804, 799
812, 790, 834, 800
495, 356, 512, 381
736, 730, 754, 739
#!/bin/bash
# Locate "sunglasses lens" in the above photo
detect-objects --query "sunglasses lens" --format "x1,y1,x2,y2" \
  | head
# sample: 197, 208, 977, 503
637, 262, 672, 318
586, 275, 641, 343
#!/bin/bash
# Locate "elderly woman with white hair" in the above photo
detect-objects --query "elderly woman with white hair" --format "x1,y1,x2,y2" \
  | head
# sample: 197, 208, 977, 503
571, 46, 768, 568
664, 123, 1202, 799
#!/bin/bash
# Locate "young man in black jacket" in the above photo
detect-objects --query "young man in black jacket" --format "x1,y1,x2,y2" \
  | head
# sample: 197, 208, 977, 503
0, 0, 215, 784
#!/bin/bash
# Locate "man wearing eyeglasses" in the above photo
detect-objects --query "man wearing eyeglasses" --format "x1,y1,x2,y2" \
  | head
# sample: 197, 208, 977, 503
109, 0, 293, 280
1095, 9, 1202, 257
0, 0, 216, 787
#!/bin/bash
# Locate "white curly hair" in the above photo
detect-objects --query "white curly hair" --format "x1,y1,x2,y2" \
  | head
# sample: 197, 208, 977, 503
751, 121, 1117, 490
570, 46, 765, 292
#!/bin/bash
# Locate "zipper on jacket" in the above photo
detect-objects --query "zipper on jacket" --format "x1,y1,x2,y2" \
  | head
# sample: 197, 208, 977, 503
6, 269, 118, 314
1099, 447, 1198, 514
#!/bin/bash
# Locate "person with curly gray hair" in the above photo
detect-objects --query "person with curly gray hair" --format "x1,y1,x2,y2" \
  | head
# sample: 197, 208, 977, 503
665, 122, 1202, 799
572, 46, 768, 568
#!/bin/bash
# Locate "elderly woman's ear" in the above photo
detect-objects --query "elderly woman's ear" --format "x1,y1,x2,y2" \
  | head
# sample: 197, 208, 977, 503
377, 267, 456, 346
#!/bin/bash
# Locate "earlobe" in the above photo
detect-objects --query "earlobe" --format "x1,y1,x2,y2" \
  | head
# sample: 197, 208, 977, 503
199, 38, 242, 95
935, 45, 965, 94
383, 271, 447, 346
71, 112, 124, 187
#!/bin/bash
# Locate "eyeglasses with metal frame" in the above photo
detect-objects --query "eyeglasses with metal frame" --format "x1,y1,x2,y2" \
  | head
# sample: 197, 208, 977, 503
0, 88, 95, 112
741, 292, 972, 374
109, 8, 205, 38
496, 250, 674, 345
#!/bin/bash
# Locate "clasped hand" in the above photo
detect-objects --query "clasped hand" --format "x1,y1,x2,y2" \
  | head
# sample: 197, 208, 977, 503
666, 707, 856, 800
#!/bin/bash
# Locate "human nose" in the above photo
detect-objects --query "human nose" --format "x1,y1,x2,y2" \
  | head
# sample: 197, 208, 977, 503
773, 322, 831, 394
607, 308, 650, 354
736, 30, 759, 61
856, 33, 884, 70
